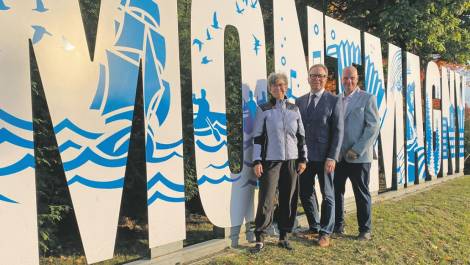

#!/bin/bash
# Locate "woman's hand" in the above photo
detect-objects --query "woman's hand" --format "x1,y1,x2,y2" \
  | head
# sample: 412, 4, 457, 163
253, 164, 263, 178
297, 162, 306, 175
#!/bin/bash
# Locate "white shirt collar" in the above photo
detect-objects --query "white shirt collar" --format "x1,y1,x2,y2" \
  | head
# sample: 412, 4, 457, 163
343, 87, 358, 98
310, 88, 325, 98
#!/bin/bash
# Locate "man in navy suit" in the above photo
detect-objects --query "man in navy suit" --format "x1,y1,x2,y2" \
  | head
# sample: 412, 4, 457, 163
296, 64, 344, 247
334, 66, 380, 241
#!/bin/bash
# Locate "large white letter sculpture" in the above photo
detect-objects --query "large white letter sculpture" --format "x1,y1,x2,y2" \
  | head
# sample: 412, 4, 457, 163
405, 52, 426, 184
424, 62, 442, 179
0, 3, 38, 264
274, 0, 309, 98
1, 0, 184, 263
191, 0, 266, 227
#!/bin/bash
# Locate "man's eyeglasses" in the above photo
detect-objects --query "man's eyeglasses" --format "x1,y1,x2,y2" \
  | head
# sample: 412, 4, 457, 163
309, 74, 327, 79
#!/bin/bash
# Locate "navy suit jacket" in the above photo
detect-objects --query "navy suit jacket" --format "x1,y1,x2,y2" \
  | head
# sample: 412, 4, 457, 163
296, 91, 344, 162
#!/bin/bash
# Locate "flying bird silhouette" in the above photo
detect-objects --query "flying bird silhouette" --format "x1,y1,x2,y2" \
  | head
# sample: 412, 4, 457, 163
33, 0, 49, 12
206, 28, 213, 41
31, 25, 52, 44
250, 0, 259, 8
201, 56, 213, 64
236, 2, 245, 14
242, 0, 249, 5
211, 12, 221, 29
0, 0, 10, 10
192, 38, 204, 52
253, 35, 261, 55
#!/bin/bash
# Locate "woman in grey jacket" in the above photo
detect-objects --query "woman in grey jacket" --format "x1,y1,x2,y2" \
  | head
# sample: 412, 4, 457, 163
251, 72, 307, 253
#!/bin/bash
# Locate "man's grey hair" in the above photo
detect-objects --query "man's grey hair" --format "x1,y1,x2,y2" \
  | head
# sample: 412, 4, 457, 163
267, 72, 288, 87
309, 63, 329, 76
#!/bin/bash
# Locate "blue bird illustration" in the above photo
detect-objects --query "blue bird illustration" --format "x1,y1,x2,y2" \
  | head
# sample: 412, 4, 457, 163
211, 12, 221, 29
236, 2, 245, 14
0, 0, 10, 10
250, 0, 258, 8
33, 0, 49, 12
192, 38, 204, 52
253, 34, 261, 55
201, 56, 213, 64
31, 25, 52, 44
206, 28, 213, 41
242, 0, 249, 5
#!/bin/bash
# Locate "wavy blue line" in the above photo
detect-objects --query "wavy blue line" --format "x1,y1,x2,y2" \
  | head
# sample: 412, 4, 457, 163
195, 140, 227, 153
0, 194, 18, 204
58, 140, 82, 152
54, 119, 103, 139
62, 147, 127, 171
0, 128, 34, 149
0, 154, 35, 176
67, 175, 124, 189
105, 110, 133, 124
147, 191, 185, 205
155, 139, 183, 149
206, 161, 229, 169
147, 151, 183, 163
147, 172, 184, 192
198, 174, 241, 185
0, 109, 33, 131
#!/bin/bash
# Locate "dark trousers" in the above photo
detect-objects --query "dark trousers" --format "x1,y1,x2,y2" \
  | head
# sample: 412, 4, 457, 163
299, 161, 335, 235
334, 161, 372, 233
254, 160, 298, 241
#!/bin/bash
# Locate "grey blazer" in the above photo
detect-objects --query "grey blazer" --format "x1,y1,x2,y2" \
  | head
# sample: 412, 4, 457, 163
340, 88, 380, 163
295, 91, 344, 162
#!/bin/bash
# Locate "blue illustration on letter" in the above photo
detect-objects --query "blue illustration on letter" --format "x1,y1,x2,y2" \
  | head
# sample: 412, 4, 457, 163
193, 88, 241, 185
326, 39, 361, 93
0, 0, 185, 205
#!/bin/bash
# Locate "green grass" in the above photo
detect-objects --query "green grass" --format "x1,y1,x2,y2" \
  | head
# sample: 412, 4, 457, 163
204, 176, 470, 265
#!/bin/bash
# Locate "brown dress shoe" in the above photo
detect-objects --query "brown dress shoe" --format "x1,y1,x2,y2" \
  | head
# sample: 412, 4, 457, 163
318, 235, 330, 247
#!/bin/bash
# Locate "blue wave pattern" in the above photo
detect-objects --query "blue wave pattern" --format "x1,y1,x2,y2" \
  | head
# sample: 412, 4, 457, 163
1, 0, 186, 207
147, 172, 185, 205
192, 86, 239, 186
0, 193, 18, 204
424, 92, 441, 177
198, 174, 241, 185
326, 39, 361, 93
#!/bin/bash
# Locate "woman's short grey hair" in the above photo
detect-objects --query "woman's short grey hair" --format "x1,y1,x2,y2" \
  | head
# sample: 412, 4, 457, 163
267, 72, 288, 87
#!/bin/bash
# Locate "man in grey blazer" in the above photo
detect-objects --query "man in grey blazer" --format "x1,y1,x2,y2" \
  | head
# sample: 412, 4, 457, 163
296, 64, 344, 247
334, 66, 380, 241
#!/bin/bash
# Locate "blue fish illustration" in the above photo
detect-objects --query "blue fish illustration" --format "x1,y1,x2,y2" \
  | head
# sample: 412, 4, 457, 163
211, 11, 222, 29
31, 25, 52, 44
201, 56, 213, 64
192, 38, 204, 51
236, 2, 245, 14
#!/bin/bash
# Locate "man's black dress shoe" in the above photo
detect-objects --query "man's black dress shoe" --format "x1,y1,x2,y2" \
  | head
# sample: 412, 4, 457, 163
277, 240, 293, 250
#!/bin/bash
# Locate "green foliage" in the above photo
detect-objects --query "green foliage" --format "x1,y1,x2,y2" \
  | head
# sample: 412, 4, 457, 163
326, 0, 470, 64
